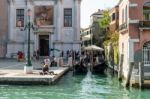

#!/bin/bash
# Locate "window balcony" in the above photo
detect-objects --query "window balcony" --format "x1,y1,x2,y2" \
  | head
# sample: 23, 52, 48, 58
139, 21, 150, 29
119, 23, 127, 31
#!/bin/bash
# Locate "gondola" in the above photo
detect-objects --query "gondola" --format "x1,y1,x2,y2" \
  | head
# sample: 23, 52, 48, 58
73, 59, 88, 74
92, 61, 108, 74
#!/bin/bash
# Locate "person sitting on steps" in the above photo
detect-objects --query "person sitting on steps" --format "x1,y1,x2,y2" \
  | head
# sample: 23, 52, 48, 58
42, 56, 50, 75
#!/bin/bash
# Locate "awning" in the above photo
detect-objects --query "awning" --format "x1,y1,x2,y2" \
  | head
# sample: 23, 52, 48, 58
84, 45, 104, 51
82, 34, 93, 41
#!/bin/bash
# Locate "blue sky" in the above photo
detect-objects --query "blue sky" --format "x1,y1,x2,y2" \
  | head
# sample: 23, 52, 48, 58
81, 0, 119, 28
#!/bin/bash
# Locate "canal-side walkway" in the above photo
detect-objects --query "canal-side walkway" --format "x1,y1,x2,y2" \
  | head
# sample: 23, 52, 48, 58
0, 67, 69, 85
0, 58, 70, 85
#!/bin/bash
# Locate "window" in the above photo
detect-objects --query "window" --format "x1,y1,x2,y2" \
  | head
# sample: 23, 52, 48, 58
143, 2, 150, 21
144, 14, 150, 21
112, 13, 116, 21
16, 9, 24, 27
64, 8, 72, 27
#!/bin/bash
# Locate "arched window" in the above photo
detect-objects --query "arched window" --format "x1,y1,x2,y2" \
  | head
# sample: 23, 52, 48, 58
143, 2, 150, 21
143, 41, 150, 65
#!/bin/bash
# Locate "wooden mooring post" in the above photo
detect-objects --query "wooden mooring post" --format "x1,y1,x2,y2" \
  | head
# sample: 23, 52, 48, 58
125, 62, 134, 87
139, 62, 144, 88
118, 54, 124, 81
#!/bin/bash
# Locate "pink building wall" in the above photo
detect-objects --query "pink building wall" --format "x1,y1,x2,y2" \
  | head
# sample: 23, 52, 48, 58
119, 0, 150, 78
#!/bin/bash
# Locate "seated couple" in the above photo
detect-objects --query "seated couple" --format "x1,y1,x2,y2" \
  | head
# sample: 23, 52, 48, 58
40, 56, 55, 75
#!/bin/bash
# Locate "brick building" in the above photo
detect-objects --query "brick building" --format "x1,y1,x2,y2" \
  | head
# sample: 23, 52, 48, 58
119, 0, 150, 78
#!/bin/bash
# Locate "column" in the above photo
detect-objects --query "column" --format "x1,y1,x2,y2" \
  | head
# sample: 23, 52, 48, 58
9, 0, 14, 41
74, 0, 81, 41
57, 0, 62, 41
54, 1, 57, 41
49, 33, 51, 56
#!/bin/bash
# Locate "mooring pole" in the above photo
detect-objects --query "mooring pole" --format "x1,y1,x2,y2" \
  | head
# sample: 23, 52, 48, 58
118, 54, 124, 81
139, 62, 144, 88
125, 62, 134, 87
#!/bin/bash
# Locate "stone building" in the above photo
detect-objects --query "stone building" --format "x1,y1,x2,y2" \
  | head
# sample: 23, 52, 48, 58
0, 0, 8, 58
81, 9, 104, 47
119, 0, 150, 78
109, 5, 119, 33
6, 0, 81, 58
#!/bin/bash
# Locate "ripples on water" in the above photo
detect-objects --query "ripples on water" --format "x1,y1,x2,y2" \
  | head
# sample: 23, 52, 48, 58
0, 71, 150, 99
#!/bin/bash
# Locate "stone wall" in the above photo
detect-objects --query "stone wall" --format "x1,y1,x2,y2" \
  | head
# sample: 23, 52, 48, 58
0, 0, 8, 57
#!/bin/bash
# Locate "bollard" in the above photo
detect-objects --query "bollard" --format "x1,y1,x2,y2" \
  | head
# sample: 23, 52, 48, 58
125, 62, 134, 87
68, 57, 73, 67
56, 58, 59, 67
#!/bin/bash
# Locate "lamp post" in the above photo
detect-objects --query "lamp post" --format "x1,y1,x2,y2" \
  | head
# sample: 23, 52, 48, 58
18, 9, 39, 73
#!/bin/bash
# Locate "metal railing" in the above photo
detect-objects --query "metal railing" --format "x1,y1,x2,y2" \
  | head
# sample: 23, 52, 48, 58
139, 21, 150, 28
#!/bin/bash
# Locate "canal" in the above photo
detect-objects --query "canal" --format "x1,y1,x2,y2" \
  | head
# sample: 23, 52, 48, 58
0, 71, 150, 99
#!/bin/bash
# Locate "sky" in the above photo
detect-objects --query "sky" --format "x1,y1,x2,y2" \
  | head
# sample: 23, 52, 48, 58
81, 0, 119, 28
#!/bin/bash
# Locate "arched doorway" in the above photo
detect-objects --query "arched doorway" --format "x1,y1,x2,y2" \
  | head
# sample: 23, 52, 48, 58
143, 41, 150, 66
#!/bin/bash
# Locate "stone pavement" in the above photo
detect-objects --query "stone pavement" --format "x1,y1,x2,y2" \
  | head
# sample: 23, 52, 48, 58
0, 58, 49, 70
0, 58, 70, 85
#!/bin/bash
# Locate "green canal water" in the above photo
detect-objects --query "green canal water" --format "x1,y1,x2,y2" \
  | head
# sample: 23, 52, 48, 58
0, 71, 150, 99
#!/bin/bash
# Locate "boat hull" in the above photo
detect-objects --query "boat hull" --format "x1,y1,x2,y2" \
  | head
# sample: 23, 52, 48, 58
73, 64, 88, 74
92, 62, 108, 74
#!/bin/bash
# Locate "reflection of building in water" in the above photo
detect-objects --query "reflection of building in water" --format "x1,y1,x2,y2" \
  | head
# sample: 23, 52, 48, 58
6, 0, 81, 58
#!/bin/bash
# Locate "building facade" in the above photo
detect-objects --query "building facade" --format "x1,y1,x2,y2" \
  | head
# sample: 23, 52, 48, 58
0, 0, 8, 58
80, 27, 92, 47
119, 0, 150, 78
81, 9, 103, 48
90, 9, 103, 26
109, 5, 119, 33
6, 0, 81, 58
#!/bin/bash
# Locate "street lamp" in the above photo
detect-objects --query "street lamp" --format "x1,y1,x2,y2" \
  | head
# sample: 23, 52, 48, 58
18, 9, 39, 73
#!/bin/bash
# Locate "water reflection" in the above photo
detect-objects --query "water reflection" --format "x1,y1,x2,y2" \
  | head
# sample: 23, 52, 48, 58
0, 71, 150, 99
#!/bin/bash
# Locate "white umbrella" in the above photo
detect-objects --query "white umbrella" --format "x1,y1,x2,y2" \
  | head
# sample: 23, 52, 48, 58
84, 45, 104, 51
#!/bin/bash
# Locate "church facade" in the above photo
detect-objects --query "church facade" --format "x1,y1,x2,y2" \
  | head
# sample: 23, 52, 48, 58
6, 0, 81, 58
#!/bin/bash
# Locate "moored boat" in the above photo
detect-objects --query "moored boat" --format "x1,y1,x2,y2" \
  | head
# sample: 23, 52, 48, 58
92, 61, 108, 74
73, 59, 88, 74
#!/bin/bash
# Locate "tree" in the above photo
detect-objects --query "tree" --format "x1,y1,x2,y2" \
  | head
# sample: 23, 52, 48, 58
99, 10, 110, 30
93, 10, 110, 46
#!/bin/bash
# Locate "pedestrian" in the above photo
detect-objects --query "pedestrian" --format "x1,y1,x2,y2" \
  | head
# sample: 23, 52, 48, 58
36, 49, 39, 60
60, 50, 64, 57
33, 51, 36, 61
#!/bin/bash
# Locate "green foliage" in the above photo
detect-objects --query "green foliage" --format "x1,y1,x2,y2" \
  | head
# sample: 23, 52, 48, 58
91, 10, 110, 47
99, 10, 110, 29
103, 32, 119, 46
114, 45, 119, 65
